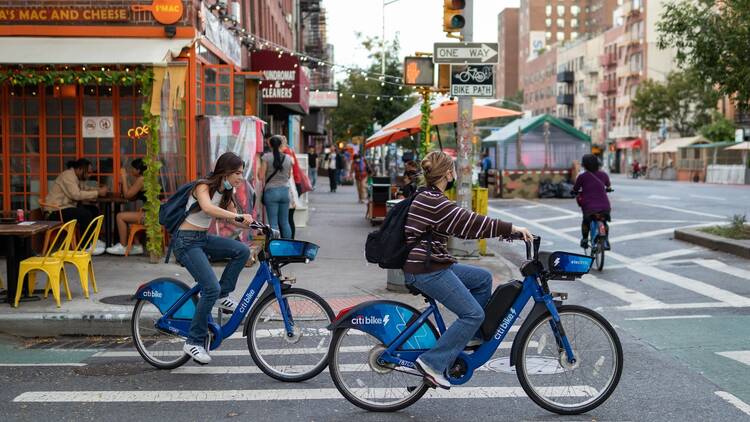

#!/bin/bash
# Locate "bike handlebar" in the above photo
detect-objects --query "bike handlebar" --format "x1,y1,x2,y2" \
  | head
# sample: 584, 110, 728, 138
506, 233, 541, 260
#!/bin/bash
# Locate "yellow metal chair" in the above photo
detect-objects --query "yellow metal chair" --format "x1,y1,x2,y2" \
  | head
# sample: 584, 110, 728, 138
52, 215, 103, 299
14, 220, 77, 308
38, 201, 78, 251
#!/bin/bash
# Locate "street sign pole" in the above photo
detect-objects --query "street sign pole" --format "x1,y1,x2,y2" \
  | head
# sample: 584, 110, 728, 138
453, 0, 476, 256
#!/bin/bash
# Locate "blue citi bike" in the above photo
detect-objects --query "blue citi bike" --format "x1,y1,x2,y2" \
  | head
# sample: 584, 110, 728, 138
327, 235, 623, 414
131, 222, 334, 382
575, 187, 613, 272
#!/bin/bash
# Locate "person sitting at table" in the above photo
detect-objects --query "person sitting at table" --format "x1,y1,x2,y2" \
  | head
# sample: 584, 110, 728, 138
106, 158, 147, 256
43, 158, 108, 255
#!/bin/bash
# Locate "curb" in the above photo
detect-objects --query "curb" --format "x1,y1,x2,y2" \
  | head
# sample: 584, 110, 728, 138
674, 228, 750, 259
0, 312, 132, 337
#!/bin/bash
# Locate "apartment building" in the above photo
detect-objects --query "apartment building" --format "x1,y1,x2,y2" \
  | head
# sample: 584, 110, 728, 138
523, 46, 558, 116
496, 8, 519, 100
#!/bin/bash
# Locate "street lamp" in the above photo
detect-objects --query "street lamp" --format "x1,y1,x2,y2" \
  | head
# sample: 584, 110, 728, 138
381, 0, 402, 76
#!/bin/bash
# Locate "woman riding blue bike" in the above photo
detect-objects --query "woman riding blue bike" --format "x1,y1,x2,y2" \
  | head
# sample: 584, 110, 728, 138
174, 152, 254, 364
573, 154, 612, 250
404, 151, 532, 389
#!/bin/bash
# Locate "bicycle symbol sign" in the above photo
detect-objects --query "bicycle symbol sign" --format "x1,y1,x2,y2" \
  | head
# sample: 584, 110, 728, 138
450, 65, 495, 97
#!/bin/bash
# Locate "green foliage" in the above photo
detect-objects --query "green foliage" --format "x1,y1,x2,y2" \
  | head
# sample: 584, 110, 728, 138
699, 112, 736, 142
0, 67, 151, 87
331, 35, 415, 141
658, 0, 750, 110
419, 92, 432, 158
138, 70, 164, 259
700, 214, 750, 240
631, 70, 719, 136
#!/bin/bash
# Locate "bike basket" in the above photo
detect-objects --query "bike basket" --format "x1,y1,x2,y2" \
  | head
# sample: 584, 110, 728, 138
548, 251, 593, 280
268, 239, 319, 263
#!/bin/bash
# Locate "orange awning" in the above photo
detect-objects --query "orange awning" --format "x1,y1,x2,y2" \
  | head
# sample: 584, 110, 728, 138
365, 128, 420, 149
616, 139, 642, 149
387, 100, 521, 130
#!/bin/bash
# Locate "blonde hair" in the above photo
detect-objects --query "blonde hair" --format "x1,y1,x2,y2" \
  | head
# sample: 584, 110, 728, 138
420, 151, 454, 186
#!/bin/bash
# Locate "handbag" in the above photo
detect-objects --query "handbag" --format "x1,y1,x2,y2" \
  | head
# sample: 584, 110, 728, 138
298, 170, 313, 195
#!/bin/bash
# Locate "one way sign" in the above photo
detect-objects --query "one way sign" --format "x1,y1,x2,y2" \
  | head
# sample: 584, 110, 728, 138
433, 42, 499, 64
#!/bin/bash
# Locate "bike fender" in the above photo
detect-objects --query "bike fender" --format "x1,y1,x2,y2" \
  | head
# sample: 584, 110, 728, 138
241, 283, 291, 338
328, 300, 438, 350
510, 300, 562, 367
133, 277, 196, 320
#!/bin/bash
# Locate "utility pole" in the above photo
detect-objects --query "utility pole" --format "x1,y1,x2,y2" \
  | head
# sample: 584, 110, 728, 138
455, 0, 473, 213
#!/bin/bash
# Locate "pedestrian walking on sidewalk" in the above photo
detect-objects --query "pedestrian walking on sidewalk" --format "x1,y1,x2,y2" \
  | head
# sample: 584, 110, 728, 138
351, 154, 369, 203
307, 147, 318, 189
403, 151, 532, 389
260, 135, 293, 239
173, 152, 254, 364
335, 149, 345, 186
324, 147, 338, 192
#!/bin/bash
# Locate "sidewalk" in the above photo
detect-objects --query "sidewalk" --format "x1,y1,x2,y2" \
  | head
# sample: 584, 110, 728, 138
0, 178, 515, 337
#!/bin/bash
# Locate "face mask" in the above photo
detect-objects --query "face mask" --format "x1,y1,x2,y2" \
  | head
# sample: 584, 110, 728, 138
223, 179, 233, 190
445, 179, 455, 190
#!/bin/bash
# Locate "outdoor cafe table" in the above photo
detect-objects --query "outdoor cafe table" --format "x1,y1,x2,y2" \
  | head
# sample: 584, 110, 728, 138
0, 220, 62, 305
89, 194, 130, 247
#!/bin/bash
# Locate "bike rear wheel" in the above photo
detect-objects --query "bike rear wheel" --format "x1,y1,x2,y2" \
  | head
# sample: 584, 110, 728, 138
246, 288, 334, 382
131, 299, 190, 369
329, 327, 430, 412
593, 238, 605, 271
515, 305, 623, 415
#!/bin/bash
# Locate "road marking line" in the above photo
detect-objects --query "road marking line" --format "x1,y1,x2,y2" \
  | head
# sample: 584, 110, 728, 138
690, 194, 727, 201
608, 223, 723, 243
0, 363, 87, 367
624, 315, 712, 321
534, 215, 578, 223
516, 199, 579, 216
631, 201, 725, 219
716, 351, 750, 367
172, 363, 501, 375
13, 386, 596, 402
629, 263, 750, 307
715, 391, 750, 417
617, 302, 734, 311
695, 259, 750, 281
579, 275, 665, 308
227, 328, 334, 340
559, 220, 701, 233
647, 194, 681, 200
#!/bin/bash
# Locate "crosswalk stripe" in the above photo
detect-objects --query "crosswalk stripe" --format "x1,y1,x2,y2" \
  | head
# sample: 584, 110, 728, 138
617, 301, 735, 311
715, 391, 750, 417
695, 260, 750, 281
579, 274, 665, 308
534, 215, 577, 223
608, 223, 723, 243
629, 263, 750, 308
94, 341, 522, 358
716, 351, 750, 367
13, 386, 596, 403
624, 315, 712, 321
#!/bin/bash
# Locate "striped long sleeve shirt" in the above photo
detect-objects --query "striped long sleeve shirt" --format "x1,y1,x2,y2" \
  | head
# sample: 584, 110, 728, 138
403, 187, 513, 274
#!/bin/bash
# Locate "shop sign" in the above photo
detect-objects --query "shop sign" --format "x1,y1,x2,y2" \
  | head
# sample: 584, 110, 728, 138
201, 2, 241, 66
0, 7, 129, 22
131, 0, 183, 25
127, 125, 151, 140
250, 50, 310, 114
309, 91, 339, 108
82, 116, 114, 138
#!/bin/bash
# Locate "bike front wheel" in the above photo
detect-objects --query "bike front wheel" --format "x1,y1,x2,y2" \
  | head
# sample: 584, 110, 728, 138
515, 305, 623, 415
594, 239, 605, 271
246, 288, 334, 382
329, 327, 430, 412
131, 299, 190, 370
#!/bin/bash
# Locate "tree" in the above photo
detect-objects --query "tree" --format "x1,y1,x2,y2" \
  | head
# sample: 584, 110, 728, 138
658, 0, 750, 110
700, 112, 736, 142
631, 70, 719, 137
331, 35, 415, 141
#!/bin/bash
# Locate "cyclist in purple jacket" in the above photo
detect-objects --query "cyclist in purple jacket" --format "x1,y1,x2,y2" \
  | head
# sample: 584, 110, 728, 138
572, 154, 612, 249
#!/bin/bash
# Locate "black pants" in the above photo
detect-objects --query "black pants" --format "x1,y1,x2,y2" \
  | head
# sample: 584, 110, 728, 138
582, 211, 611, 239
50, 205, 100, 237
288, 208, 296, 239
328, 169, 337, 192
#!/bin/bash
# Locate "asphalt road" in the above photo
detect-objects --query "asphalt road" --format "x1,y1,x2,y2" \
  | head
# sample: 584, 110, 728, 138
0, 175, 749, 421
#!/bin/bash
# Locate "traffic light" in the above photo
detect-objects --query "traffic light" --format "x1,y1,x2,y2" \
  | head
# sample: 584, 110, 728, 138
443, 0, 465, 37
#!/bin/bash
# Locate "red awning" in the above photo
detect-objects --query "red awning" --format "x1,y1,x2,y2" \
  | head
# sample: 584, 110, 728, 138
616, 138, 642, 149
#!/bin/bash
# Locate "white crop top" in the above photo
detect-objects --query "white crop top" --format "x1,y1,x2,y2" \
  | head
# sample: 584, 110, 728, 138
184, 190, 223, 229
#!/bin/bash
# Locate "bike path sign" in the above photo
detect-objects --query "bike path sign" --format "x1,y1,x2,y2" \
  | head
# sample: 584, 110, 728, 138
451, 65, 495, 97
434, 42, 499, 64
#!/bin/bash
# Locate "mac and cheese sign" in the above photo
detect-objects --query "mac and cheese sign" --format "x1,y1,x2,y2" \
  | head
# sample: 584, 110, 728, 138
0, 7, 129, 22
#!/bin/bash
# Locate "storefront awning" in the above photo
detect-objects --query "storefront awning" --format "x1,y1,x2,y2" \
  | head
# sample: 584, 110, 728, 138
650, 136, 708, 153
0, 37, 194, 64
616, 138, 642, 149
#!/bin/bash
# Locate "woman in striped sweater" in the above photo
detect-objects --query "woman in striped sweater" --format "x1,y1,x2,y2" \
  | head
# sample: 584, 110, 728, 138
405, 151, 532, 389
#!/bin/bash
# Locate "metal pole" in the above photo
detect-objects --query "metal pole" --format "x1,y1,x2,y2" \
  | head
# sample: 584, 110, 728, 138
455, 0, 473, 212
381, 0, 386, 76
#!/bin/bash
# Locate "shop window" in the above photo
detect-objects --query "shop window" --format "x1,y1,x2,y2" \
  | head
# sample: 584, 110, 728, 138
196, 62, 203, 115
44, 85, 79, 191
233, 74, 246, 115
82, 86, 115, 191
203, 65, 232, 116
118, 86, 148, 191
7, 86, 42, 211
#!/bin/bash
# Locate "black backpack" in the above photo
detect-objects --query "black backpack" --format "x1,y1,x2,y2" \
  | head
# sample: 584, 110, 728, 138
365, 188, 430, 269
159, 181, 200, 263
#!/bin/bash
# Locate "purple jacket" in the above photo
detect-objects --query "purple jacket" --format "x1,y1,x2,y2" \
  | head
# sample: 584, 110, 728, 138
573, 171, 611, 214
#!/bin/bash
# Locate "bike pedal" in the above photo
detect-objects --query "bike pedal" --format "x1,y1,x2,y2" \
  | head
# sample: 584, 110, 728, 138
281, 276, 296, 284
551, 291, 568, 300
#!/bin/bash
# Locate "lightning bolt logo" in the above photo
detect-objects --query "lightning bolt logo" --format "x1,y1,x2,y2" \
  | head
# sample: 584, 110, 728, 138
554, 257, 560, 267
383, 314, 390, 326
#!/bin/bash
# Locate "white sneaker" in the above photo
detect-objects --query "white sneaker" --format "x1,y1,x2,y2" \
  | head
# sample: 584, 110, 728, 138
183, 342, 211, 364
130, 244, 144, 255
92, 239, 106, 256
105, 243, 126, 256
415, 357, 451, 389
217, 296, 238, 313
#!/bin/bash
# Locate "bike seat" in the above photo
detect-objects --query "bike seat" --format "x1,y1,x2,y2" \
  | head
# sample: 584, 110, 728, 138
405, 283, 432, 300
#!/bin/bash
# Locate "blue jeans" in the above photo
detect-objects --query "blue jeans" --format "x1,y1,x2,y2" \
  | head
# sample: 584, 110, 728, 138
264, 186, 292, 239
308, 167, 317, 187
172, 230, 250, 345
404, 263, 492, 375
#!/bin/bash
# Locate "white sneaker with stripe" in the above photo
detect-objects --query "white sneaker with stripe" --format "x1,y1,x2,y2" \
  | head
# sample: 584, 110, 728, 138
183, 342, 211, 364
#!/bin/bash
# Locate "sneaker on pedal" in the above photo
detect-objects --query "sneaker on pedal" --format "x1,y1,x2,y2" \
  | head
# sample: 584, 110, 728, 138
183, 342, 211, 364
464, 338, 483, 350
217, 296, 238, 313
415, 357, 451, 389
